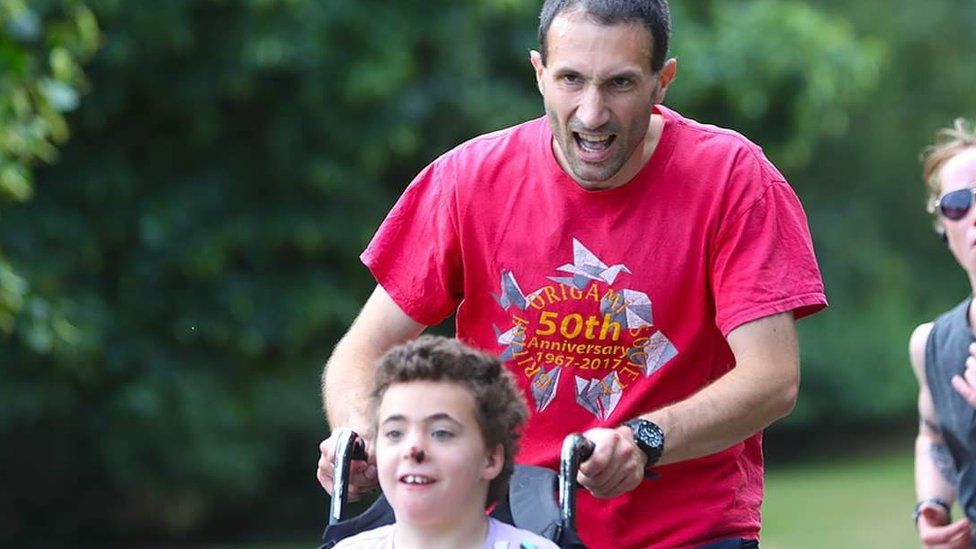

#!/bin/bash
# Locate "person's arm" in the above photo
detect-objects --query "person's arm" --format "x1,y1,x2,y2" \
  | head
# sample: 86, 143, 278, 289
579, 311, 799, 497
649, 310, 798, 463
909, 323, 972, 548
316, 285, 426, 498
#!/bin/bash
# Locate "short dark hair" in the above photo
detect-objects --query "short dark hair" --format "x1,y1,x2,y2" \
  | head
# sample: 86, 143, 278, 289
371, 336, 529, 508
538, 0, 671, 72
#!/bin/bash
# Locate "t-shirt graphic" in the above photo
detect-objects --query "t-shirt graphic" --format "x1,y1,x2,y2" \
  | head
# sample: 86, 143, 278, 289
492, 238, 678, 421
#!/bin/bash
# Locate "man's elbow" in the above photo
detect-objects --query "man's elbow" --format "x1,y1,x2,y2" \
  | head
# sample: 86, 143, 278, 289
768, 376, 799, 421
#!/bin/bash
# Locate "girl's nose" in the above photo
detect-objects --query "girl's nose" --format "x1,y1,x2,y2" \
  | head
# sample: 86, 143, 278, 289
408, 446, 426, 463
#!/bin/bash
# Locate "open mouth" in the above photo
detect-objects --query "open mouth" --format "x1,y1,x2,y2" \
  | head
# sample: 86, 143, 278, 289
574, 132, 615, 153
400, 474, 434, 485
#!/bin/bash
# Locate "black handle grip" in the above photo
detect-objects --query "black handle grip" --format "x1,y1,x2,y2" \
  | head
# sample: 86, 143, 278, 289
328, 429, 367, 525
558, 433, 594, 534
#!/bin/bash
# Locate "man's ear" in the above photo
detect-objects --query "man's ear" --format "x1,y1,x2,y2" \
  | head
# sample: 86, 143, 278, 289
529, 50, 546, 96
481, 443, 505, 481
653, 57, 678, 104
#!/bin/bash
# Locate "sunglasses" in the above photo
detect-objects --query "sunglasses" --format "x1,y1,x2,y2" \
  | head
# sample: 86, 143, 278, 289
937, 187, 976, 221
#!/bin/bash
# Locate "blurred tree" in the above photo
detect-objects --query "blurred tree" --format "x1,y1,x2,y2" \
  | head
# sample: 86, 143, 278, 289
0, 0, 98, 333
775, 0, 976, 431
0, 0, 885, 544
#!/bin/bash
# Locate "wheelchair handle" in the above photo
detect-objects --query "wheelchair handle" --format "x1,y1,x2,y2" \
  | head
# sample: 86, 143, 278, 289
329, 428, 368, 525
558, 433, 594, 534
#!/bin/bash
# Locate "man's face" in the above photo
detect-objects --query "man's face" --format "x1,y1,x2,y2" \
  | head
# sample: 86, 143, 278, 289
531, 11, 673, 190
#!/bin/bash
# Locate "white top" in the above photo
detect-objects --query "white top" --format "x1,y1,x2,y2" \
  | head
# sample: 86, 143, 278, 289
332, 516, 560, 549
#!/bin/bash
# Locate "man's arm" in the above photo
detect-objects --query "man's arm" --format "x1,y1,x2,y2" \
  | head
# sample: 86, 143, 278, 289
909, 323, 972, 548
316, 285, 426, 497
579, 311, 799, 497
648, 310, 799, 463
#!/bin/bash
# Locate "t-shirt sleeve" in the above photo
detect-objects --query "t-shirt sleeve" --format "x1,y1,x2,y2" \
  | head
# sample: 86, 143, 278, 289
360, 155, 463, 326
711, 179, 827, 336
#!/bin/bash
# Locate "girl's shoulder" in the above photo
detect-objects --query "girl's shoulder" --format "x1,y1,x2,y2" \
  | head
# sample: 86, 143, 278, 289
332, 523, 395, 549
485, 517, 561, 549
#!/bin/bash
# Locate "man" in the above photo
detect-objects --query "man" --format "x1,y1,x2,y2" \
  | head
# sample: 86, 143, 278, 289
318, 1, 827, 546
909, 118, 976, 549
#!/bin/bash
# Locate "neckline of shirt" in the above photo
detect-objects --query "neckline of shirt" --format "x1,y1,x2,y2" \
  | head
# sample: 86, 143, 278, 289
539, 104, 678, 199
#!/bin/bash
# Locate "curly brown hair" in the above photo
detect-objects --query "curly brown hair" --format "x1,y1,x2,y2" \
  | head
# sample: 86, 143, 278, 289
370, 336, 529, 508
921, 118, 976, 233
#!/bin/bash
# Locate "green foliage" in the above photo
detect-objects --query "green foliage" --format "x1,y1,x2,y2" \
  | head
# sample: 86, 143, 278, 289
0, 0, 98, 332
781, 0, 976, 430
669, 0, 885, 169
1, 0, 542, 543
0, 0, 919, 543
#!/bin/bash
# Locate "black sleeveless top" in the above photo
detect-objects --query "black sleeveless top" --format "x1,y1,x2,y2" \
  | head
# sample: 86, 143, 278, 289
925, 297, 976, 528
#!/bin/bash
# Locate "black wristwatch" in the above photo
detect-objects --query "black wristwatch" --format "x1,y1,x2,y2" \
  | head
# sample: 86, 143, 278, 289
622, 418, 665, 467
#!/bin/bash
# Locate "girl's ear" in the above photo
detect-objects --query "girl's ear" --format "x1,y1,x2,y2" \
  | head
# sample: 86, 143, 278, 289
482, 443, 505, 481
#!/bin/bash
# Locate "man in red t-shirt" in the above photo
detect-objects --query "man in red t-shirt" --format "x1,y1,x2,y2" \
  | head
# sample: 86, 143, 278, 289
317, 1, 826, 547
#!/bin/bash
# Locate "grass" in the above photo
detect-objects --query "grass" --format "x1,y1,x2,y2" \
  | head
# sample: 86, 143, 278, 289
762, 448, 919, 548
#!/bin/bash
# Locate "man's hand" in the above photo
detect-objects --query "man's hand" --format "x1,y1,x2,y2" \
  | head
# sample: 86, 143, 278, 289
950, 343, 976, 407
918, 504, 972, 549
576, 426, 647, 498
316, 432, 378, 501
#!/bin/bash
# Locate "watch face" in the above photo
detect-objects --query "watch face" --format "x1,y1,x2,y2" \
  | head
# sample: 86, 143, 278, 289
638, 422, 662, 448
627, 419, 664, 465
644, 424, 663, 447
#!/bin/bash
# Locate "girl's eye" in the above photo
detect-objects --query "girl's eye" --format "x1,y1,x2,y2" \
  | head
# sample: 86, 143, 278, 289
384, 430, 402, 441
431, 429, 455, 441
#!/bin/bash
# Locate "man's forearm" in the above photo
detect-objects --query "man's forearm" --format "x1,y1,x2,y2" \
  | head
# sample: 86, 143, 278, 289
643, 312, 799, 466
645, 356, 796, 465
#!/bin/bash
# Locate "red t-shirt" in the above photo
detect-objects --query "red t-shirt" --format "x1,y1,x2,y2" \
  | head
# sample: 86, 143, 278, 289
362, 105, 827, 548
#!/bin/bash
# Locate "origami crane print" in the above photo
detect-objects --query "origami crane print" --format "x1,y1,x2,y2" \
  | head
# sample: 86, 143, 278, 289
493, 323, 526, 361
627, 330, 678, 377
600, 288, 653, 330
549, 238, 631, 289
493, 270, 528, 311
574, 372, 624, 421
531, 366, 561, 412
493, 270, 544, 311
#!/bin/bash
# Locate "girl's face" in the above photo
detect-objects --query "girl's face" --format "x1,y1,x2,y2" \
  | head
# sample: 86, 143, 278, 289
939, 148, 976, 277
375, 380, 503, 528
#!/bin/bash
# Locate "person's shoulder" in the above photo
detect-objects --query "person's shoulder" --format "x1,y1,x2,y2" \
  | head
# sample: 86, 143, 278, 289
332, 524, 395, 549
925, 297, 973, 345
909, 321, 934, 378
659, 105, 781, 178
486, 517, 561, 549
429, 117, 546, 194
660, 105, 759, 148
449, 117, 546, 160
908, 297, 969, 380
